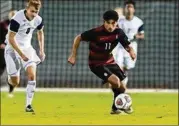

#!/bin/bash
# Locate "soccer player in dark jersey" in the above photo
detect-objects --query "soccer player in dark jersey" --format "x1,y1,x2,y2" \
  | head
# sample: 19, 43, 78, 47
68, 10, 136, 114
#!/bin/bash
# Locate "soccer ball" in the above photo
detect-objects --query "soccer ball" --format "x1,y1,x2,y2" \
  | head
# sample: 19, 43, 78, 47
114, 93, 132, 110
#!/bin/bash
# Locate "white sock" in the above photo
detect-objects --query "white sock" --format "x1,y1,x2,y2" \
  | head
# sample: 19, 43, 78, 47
26, 81, 36, 107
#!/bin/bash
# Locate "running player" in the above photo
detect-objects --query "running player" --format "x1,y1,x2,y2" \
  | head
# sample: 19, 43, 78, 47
4, 0, 45, 112
68, 10, 136, 114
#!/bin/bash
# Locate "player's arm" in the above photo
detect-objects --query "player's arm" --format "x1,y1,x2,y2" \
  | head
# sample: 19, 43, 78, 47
37, 24, 45, 62
134, 24, 145, 40
68, 35, 82, 65
8, 19, 28, 61
119, 29, 136, 60
68, 29, 94, 66
125, 45, 136, 60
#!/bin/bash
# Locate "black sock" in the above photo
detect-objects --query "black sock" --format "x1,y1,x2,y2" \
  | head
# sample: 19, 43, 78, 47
111, 88, 125, 110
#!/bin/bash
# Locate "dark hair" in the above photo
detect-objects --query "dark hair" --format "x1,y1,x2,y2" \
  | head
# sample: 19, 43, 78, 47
124, 0, 136, 8
103, 10, 119, 21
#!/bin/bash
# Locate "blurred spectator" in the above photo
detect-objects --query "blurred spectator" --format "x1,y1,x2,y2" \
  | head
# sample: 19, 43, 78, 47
0, 9, 17, 76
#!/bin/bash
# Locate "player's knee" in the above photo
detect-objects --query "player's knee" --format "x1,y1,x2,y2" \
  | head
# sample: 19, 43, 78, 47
26, 63, 36, 81
27, 74, 35, 81
108, 75, 120, 88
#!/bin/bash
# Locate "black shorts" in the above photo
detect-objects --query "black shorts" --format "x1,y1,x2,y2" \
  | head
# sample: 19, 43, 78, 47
89, 64, 126, 82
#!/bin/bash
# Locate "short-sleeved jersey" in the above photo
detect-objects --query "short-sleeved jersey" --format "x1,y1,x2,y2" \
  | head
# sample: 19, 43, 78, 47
81, 25, 130, 67
5, 9, 43, 48
118, 16, 144, 41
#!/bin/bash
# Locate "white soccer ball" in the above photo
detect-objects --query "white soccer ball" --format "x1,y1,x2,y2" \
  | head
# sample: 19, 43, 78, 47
114, 93, 132, 109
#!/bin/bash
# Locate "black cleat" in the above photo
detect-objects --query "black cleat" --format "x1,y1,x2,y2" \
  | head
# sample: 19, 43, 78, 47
25, 105, 34, 112
7, 82, 15, 98
110, 109, 122, 114
7, 80, 15, 94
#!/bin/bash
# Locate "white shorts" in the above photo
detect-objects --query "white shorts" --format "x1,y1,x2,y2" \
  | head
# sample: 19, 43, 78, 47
4, 45, 41, 76
112, 42, 138, 70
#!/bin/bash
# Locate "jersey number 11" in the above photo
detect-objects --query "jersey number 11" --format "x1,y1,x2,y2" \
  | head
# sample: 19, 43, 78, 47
105, 43, 111, 50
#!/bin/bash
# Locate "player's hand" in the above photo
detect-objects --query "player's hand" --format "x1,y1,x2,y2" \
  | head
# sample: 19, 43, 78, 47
39, 51, 46, 62
0, 44, 6, 49
21, 54, 29, 62
68, 54, 76, 66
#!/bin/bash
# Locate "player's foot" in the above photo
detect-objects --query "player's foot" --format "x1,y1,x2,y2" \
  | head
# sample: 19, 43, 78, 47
121, 106, 134, 114
110, 109, 122, 114
7, 81, 15, 94
25, 105, 34, 112
7, 83, 14, 98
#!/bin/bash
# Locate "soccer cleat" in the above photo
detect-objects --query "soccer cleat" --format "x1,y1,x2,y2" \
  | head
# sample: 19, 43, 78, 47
25, 105, 34, 112
7, 81, 15, 94
110, 109, 123, 114
121, 106, 134, 114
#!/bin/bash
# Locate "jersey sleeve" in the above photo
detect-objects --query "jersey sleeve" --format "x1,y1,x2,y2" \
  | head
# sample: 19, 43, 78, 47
9, 19, 20, 33
138, 19, 144, 34
9, 12, 21, 33
81, 29, 95, 42
37, 18, 44, 30
138, 23, 144, 33
118, 29, 130, 48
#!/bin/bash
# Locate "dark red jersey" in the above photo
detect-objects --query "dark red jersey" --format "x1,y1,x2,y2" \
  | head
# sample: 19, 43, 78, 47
81, 25, 130, 67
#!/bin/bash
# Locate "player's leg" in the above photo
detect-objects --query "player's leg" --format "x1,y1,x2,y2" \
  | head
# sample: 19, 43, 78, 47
4, 46, 21, 96
90, 65, 125, 114
7, 75, 20, 97
109, 64, 133, 114
24, 63, 37, 112
22, 47, 41, 112
112, 44, 128, 85
122, 42, 138, 85
105, 65, 126, 113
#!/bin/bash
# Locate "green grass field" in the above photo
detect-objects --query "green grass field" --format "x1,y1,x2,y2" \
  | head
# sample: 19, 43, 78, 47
1, 91, 178, 125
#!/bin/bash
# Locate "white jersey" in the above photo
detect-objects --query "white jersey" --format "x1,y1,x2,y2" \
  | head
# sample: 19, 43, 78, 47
5, 9, 43, 48
118, 16, 144, 41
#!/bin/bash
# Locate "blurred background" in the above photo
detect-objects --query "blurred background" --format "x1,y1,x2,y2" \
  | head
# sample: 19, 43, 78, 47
0, 0, 178, 89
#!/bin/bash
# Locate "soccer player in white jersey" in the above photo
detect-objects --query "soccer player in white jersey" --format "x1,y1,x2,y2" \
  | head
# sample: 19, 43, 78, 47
4, 0, 45, 112
113, 0, 144, 84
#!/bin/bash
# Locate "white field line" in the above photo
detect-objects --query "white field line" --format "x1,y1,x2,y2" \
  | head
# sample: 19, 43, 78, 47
0, 87, 178, 93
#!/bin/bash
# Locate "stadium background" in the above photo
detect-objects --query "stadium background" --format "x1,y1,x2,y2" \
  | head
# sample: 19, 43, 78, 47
0, 0, 178, 89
